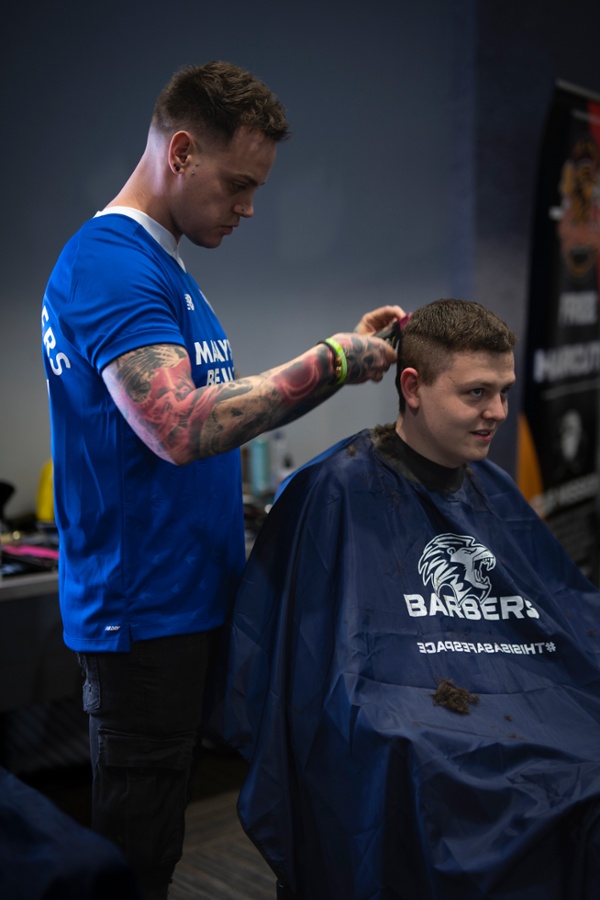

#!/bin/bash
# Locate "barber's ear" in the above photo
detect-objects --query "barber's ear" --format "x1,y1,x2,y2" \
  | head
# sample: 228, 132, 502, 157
169, 131, 193, 174
399, 368, 421, 410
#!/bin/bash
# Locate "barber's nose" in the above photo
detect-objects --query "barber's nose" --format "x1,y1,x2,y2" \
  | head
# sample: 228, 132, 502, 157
234, 201, 254, 218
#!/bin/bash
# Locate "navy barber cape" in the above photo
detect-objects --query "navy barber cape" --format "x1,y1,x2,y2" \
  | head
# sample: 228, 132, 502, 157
206, 429, 600, 899
0, 766, 142, 899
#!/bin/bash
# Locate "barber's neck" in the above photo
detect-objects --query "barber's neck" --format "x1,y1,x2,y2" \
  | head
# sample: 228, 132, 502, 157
105, 146, 177, 238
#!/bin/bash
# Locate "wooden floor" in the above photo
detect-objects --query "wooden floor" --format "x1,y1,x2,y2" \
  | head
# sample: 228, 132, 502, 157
170, 752, 277, 899
170, 787, 276, 899
27, 748, 278, 900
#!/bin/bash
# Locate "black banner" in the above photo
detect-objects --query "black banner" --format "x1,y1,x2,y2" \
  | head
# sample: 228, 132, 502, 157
517, 81, 600, 584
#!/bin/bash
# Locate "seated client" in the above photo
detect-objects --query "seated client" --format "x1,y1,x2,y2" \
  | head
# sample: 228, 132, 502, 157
207, 298, 600, 900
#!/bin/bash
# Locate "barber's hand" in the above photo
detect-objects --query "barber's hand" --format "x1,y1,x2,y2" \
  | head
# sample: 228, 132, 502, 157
330, 332, 398, 384
354, 304, 406, 335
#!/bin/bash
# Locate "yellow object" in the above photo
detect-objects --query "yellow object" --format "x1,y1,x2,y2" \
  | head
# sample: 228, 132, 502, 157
36, 458, 55, 524
516, 414, 544, 511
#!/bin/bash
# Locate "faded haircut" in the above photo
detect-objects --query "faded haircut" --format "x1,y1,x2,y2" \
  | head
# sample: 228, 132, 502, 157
151, 60, 290, 145
396, 299, 517, 412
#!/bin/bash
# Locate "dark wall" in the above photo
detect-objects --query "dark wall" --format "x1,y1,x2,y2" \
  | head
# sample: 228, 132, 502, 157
2, 0, 600, 515
1, 0, 456, 515
464, 0, 600, 470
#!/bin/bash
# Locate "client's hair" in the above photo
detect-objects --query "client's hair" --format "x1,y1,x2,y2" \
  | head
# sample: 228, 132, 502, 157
396, 299, 517, 412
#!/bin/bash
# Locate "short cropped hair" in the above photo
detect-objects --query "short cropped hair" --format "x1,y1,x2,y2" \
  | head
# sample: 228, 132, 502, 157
396, 299, 517, 411
151, 60, 290, 144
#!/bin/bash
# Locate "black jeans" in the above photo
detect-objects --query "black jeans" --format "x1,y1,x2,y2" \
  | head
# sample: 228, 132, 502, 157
78, 631, 212, 900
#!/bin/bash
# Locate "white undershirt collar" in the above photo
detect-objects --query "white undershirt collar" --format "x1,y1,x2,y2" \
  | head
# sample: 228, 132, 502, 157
95, 206, 186, 271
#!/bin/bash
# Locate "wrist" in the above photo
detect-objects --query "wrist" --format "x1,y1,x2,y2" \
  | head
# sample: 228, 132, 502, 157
318, 337, 348, 386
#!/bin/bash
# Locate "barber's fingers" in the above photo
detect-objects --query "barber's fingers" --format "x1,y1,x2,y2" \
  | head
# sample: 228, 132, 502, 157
332, 334, 397, 385
354, 304, 407, 335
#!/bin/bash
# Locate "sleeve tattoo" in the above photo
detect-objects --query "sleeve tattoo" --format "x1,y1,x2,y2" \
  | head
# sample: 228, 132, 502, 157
104, 343, 334, 463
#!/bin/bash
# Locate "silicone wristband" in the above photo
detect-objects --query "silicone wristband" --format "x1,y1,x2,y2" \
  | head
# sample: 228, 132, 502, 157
320, 337, 348, 386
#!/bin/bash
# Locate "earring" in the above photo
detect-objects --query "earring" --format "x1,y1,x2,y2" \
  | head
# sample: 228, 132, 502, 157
175, 165, 181, 172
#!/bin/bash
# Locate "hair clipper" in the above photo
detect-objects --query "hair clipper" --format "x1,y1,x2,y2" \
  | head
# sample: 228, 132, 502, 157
375, 313, 412, 349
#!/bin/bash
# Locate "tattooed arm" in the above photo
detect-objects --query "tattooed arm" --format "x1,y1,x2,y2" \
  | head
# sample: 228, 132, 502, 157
102, 329, 398, 465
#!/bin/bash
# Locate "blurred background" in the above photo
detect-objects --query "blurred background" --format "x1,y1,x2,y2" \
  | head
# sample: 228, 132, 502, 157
2, 0, 600, 519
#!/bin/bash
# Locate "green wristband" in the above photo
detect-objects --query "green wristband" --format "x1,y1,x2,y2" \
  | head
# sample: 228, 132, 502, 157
321, 337, 348, 386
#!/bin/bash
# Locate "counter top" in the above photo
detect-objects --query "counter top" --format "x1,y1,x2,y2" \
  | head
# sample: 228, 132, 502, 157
0, 571, 59, 602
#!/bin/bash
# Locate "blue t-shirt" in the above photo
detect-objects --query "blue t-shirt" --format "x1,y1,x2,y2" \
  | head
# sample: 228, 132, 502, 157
41, 213, 246, 651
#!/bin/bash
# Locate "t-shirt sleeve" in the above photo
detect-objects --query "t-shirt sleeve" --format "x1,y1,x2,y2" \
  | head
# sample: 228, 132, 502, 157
61, 218, 186, 373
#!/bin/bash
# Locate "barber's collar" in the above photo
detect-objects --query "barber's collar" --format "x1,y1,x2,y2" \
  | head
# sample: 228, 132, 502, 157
95, 207, 186, 271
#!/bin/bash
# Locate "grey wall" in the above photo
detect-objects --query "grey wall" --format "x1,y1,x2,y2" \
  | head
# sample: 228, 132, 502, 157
1, 0, 456, 517
2, 0, 600, 519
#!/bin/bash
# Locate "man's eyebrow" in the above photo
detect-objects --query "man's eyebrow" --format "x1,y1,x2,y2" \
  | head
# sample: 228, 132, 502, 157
232, 173, 264, 187
460, 378, 517, 390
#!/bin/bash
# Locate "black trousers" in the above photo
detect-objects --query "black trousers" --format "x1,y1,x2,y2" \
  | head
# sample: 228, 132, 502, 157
78, 631, 211, 900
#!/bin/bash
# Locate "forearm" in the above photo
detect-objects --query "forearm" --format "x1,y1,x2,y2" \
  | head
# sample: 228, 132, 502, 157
104, 343, 338, 464
184, 345, 338, 460
103, 322, 397, 464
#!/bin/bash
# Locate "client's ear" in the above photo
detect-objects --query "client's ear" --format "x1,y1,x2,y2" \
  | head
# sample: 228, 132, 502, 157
399, 368, 421, 410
